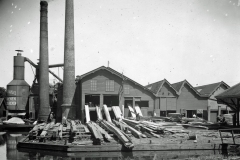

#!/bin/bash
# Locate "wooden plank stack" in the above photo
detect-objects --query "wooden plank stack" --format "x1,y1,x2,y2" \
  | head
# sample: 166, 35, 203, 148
112, 106, 123, 120
98, 120, 134, 149
96, 105, 103, 120
128, 106, 136, 119
103, 105, 112, 123
85, 105, 90, 123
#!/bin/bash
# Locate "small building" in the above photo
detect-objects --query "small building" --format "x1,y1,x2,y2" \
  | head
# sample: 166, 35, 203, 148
75, 66, 155, 122
146, 79, 178, 116
195, 81, 230, 122
171, 80, 208, 119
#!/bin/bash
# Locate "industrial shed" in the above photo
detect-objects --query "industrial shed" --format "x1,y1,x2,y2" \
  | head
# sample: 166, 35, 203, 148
195, 81, 230, 122
216, 82, 240, 126
146, 79, 178, 116
75, 66, 155, 122
171, 80, 208, 119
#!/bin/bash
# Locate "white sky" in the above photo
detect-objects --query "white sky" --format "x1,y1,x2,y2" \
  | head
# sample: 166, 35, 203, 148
0, 0, 239, 88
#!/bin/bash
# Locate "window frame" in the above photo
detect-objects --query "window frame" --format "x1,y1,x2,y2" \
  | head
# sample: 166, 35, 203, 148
106, 80, 114, 92
124, 84, 130, 94
90, 79, 97, 91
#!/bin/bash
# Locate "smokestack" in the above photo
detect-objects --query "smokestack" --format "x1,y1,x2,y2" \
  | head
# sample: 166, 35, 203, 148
61, 0, 76, 119
38, 1, 50, 121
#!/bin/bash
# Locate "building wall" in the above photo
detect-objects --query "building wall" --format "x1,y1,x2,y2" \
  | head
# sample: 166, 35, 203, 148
208, 84, 229, 111
157, 83, 176, 97
176, 84, 208, 113
77, 69, 155, 120
154, 83, 177, 116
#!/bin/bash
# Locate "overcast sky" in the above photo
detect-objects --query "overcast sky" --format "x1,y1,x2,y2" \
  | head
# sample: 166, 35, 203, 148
0, 0, 239, 88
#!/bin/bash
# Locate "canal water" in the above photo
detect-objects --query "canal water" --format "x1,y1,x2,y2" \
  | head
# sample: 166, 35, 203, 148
0, 132, 240, 160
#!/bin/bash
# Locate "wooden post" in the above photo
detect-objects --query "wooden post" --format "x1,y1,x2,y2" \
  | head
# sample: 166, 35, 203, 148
133, 97, 135, 108
218, 106, 221, 116
122, 105, 125, 118
237, 99, 240, 127
226, 106, 229, 114
81, 93, 85, 123
207, 106, 211, 121
100, 94, 103, 109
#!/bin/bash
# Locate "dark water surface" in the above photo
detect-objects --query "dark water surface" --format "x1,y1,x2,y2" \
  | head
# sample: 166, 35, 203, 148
0, 131, 240, 160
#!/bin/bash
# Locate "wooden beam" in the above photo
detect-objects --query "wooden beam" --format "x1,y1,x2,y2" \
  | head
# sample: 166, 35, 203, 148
237, 99, 240, 127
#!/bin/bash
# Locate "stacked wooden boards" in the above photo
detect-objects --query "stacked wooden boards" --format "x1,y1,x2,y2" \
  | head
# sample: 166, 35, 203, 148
112, 106, 123, 119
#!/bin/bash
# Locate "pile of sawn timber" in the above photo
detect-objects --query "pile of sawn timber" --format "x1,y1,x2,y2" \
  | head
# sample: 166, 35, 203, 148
27, 118, 187, 149
28, 120, 91, 143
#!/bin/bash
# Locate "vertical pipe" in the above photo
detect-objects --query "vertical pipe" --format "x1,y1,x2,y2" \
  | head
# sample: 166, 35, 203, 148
62, 0, 76, 119
38, 1, 50, 121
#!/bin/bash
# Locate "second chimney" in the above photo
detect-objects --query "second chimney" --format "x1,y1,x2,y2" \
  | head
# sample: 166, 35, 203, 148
38, 1, 50, 121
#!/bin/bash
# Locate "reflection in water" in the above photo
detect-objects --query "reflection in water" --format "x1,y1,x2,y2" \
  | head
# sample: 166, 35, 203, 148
0, 131, 240, 160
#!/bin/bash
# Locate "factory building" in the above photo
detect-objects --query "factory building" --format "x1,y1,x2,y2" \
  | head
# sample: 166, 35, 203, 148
147, 79, 230, 122
195, 81, 230, 122
146, 79, 178, 117
74, 66, 155, 122
171, 80, 209, 119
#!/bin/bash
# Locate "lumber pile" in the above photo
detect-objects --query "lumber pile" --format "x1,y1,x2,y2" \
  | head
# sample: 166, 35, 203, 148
98, 120, 134, 149
134, 105, 143, 117
96, 106, 103, 120
85, 105, 90, 123
103, 105, 112, 123
28, 119, 91, 143
112, 106, 123, 120
112, 119, 145, 138
128, 106, 136, 119
87, 122, 104, 144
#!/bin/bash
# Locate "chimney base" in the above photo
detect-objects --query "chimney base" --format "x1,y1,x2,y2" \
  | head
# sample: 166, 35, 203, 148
61, 104, 77, 120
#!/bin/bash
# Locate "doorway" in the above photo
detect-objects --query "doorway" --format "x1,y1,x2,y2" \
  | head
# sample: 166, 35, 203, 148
85, 95, 100, 121
103, 95, 119, 120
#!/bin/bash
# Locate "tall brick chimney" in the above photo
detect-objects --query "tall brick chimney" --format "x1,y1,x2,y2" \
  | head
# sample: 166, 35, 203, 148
61, 0, 76, 119
38, 1, 50, 121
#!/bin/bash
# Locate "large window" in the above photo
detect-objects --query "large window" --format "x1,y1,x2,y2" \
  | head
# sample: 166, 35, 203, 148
90, 80, 97, 91
106, 80, 114, 92
124, 84, 130, 94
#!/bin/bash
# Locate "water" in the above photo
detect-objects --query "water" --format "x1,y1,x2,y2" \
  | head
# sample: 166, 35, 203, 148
0, 131, 240, 160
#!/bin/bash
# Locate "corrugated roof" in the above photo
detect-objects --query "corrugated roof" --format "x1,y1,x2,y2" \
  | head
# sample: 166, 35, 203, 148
194, 81, 229, 97
216, 82, 240, 98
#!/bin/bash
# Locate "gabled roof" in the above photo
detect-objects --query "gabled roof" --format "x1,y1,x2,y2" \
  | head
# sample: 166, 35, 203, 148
216, 82, 240, 99
215, 82, 240, 111
171, 80, 206, 97
145, 80, 164, 94
194, 81, 230, 97
76, 66, 155, 95
171, 80, 185, 93
145, 79, 178, 95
